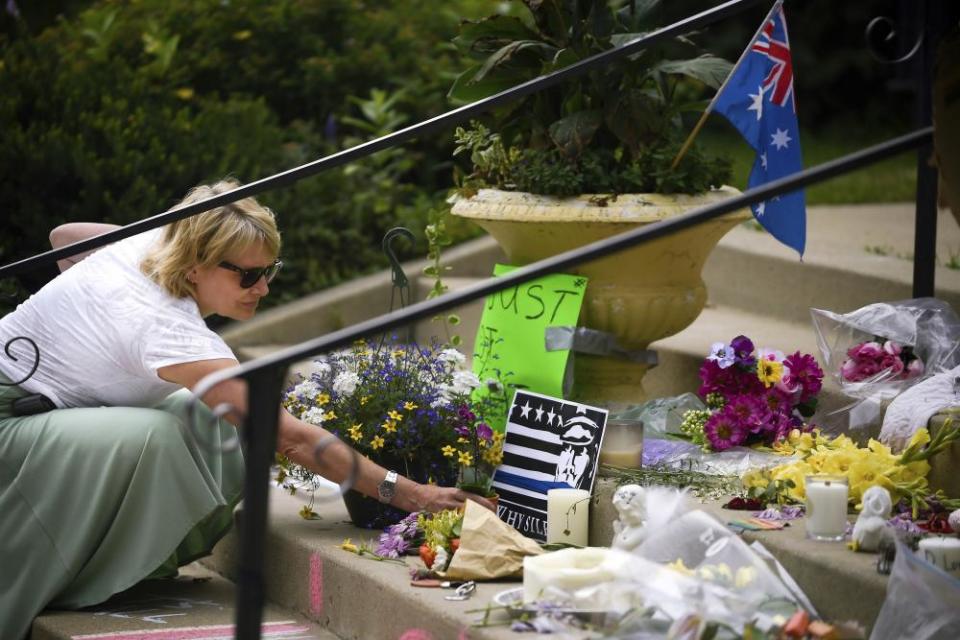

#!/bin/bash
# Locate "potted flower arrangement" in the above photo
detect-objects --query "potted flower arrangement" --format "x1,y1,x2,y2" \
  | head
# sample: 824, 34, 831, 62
446, 0, 748, 404
277, 339, 489, 528
678, 335, 824, 451
447, 403, 506, 501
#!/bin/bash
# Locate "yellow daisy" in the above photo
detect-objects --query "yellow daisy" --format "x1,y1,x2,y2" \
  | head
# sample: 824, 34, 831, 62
316, 393, 330, 405
382, 420, 397, 434
756, 358, 783, 388
324, 411, 336, 421
360, 396, 370, 406
388, 410, 403, 422
370, 435, 385, 451
404, 402, 418, 411
441, 445, 457, 458
458, 451, 473, 466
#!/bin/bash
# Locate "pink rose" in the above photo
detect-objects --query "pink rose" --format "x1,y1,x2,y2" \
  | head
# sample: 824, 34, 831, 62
883, 340, 903, 356
905, 358, 925, 379
847, 341, 883, 360
881, 353, 905, 378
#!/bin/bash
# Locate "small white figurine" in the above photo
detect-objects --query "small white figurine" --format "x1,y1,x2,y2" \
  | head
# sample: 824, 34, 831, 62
851, 485, 893, 552
949, 508, 960, 535
611, 484, 688, 552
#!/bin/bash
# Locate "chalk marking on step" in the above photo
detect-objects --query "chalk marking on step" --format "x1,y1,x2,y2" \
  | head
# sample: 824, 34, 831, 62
71, 620, 311, 639
310, 552, 324, 617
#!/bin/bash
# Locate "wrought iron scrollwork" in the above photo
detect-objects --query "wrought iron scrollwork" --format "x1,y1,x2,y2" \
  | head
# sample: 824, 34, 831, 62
185, 396, 244, 454
0, 336, 40, 386
866, 15, 924, 64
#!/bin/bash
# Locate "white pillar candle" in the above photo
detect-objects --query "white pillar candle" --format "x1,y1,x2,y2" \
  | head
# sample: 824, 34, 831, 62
522, 547, 615, 603
804, 475, 849, 541
918, 537, 960, 577
546, 488, 591, 546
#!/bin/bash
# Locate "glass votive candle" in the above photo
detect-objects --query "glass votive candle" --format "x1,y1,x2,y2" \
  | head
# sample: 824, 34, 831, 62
918, 536, 960, 577
598, 419, 643, 468
805, 475, 849, 541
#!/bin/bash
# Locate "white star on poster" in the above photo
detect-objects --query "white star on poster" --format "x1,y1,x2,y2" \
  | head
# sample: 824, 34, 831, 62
755, 201, 766, 217
546, 408, 556, 425
534, 406, 544, 422
747, 85, 764, 121
575, 404, 587, 415
771, 128, 792, 150
760, 152, 768, 169
520, 401, 532, 419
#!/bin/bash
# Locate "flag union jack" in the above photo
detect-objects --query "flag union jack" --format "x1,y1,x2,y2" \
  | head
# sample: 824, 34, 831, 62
713, 1, 806, 256
752, 11, 794, 108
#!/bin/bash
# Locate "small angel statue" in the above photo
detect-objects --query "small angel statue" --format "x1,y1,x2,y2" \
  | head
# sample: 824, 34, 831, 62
611, 484, 689, 552
851, 485, 893, 552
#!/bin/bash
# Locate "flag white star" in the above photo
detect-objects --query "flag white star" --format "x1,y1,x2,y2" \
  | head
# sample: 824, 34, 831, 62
747, 85, 764, 121
755, 201, 766, 217
546, 408, 556, 425
534, 405, 544, 422
575, 404, 587, 415
760, 152, 768, 169
771, 128, 792, 150
519, 401, 532, 419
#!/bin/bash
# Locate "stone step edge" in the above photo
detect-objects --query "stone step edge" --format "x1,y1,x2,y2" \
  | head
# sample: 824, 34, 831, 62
31, 562, 339, 640
201, 480, 889, 639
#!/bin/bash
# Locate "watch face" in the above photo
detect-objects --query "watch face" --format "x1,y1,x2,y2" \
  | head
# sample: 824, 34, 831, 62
378, 472, 397, 503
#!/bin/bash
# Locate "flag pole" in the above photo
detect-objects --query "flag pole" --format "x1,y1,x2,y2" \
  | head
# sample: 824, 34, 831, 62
670, 0, 784, 170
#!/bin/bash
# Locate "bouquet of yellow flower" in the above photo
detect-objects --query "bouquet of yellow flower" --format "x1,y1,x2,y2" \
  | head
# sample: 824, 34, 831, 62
743, 422, 960, 514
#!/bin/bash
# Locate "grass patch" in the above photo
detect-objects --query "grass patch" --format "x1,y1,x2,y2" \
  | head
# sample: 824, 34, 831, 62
697, 121, 916, 205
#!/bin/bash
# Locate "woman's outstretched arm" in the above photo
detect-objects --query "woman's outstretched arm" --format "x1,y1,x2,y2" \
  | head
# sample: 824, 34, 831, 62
49, 222, 122, 271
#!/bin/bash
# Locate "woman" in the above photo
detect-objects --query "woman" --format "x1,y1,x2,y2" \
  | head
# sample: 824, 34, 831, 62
0, 179, 490, 638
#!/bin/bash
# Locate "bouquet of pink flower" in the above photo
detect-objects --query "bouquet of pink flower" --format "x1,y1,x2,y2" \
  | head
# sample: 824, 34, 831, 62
679, 335, 824, 452
840, 337, 924, 383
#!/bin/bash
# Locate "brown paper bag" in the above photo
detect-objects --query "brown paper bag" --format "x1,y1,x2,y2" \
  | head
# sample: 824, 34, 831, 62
439, 500, 543, 580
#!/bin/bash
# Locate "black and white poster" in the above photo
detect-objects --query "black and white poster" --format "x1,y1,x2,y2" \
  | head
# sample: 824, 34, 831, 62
492, 390, 608, 541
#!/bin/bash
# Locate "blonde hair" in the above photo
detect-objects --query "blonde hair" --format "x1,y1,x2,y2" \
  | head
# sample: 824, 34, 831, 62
141, 179, 281, 298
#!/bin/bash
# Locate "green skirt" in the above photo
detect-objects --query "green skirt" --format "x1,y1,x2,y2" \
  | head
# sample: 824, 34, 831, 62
0, 376, 244, 639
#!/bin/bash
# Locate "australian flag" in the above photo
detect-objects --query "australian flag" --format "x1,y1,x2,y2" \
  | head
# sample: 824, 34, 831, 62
714, 1, 806, 256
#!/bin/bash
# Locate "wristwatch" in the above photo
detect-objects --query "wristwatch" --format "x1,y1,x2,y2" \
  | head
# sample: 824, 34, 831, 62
377, 470, 398, 504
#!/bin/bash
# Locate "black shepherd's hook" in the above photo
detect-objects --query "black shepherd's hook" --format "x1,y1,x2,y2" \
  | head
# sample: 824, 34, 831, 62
865, 15, 924, 64
382, 227, 415, 312
0, 336, 40, 386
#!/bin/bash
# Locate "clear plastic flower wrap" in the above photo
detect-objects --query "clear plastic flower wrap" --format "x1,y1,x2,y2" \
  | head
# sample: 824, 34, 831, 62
810, 298, 960, 434
515, 511, 813, 636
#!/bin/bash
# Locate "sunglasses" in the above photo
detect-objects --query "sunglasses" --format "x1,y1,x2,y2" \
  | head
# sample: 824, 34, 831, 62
218, 259, 283, 288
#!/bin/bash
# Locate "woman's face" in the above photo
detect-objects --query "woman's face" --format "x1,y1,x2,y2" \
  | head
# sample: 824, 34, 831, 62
189, 241, 274, 320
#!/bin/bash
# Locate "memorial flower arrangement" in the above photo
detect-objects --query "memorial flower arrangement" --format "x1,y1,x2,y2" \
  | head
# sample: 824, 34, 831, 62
276, 340, 489, 514
678, 335, 824, 451
742, 422, 960, 516
450, 403, 506, 499
839, 336, 924, 383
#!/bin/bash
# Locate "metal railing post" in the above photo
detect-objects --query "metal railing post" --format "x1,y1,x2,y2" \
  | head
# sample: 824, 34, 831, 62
234, 367, 286, 640
911, 0, 939, 298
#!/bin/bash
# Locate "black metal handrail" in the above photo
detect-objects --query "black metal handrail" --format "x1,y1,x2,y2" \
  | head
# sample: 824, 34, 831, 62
0, 0, 764, 281
202, 127, 931, 639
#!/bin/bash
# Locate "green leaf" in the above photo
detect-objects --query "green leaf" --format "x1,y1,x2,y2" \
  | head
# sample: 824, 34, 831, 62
654, 55, 733, 89
548, 110, 603, 156
447, 65, 530, 104
452, 15, 540, 56
472, 40, 559, 84
604, 89, 666, 156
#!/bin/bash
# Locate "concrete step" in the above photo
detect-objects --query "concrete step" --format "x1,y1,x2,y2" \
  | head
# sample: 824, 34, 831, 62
31, 562, 339, 640
196, 479, 889, 639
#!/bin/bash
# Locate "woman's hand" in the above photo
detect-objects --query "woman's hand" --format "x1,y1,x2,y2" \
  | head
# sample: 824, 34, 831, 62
414, 483, 495, 513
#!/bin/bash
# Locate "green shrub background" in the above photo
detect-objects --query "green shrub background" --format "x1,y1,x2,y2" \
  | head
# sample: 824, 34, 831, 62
0, 0, 496, 308
0, 0, 918, 310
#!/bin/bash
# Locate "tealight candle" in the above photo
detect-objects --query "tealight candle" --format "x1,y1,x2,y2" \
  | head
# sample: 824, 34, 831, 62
805, 475, 848, 541
546, 488, 591, 546
599, 419, 643, 469
918, 537, 960, 577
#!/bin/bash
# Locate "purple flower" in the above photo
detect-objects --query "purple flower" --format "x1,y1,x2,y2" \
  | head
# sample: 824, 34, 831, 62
476, 422, 493, 441
782, 351, 824, 403
704, 408, 747, 451
730, 335, 756, 366
457, 405, 476, 422
454, 424, 471, 437
724, 394, 770, 433
707, 342, 736, 369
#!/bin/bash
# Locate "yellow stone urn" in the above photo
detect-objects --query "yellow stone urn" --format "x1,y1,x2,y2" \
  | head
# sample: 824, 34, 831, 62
451, 187, 749, 405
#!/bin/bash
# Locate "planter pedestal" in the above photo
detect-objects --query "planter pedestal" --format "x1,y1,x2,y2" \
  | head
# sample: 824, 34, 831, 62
451, 188, 749, 405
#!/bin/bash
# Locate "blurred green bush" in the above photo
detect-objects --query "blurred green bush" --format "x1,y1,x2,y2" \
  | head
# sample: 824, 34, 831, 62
0, 0, 494, 309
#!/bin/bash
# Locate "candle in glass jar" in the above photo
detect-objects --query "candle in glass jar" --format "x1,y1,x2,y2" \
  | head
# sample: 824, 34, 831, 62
805, 475, 848, 541
918, 537, 960, 577
546, 488, 591, 546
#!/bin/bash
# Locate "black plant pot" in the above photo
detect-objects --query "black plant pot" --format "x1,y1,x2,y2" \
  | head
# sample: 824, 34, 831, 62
341, 489, 409, 530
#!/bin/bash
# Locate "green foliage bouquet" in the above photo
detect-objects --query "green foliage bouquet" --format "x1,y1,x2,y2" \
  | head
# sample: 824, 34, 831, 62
448, 0, 733, 196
